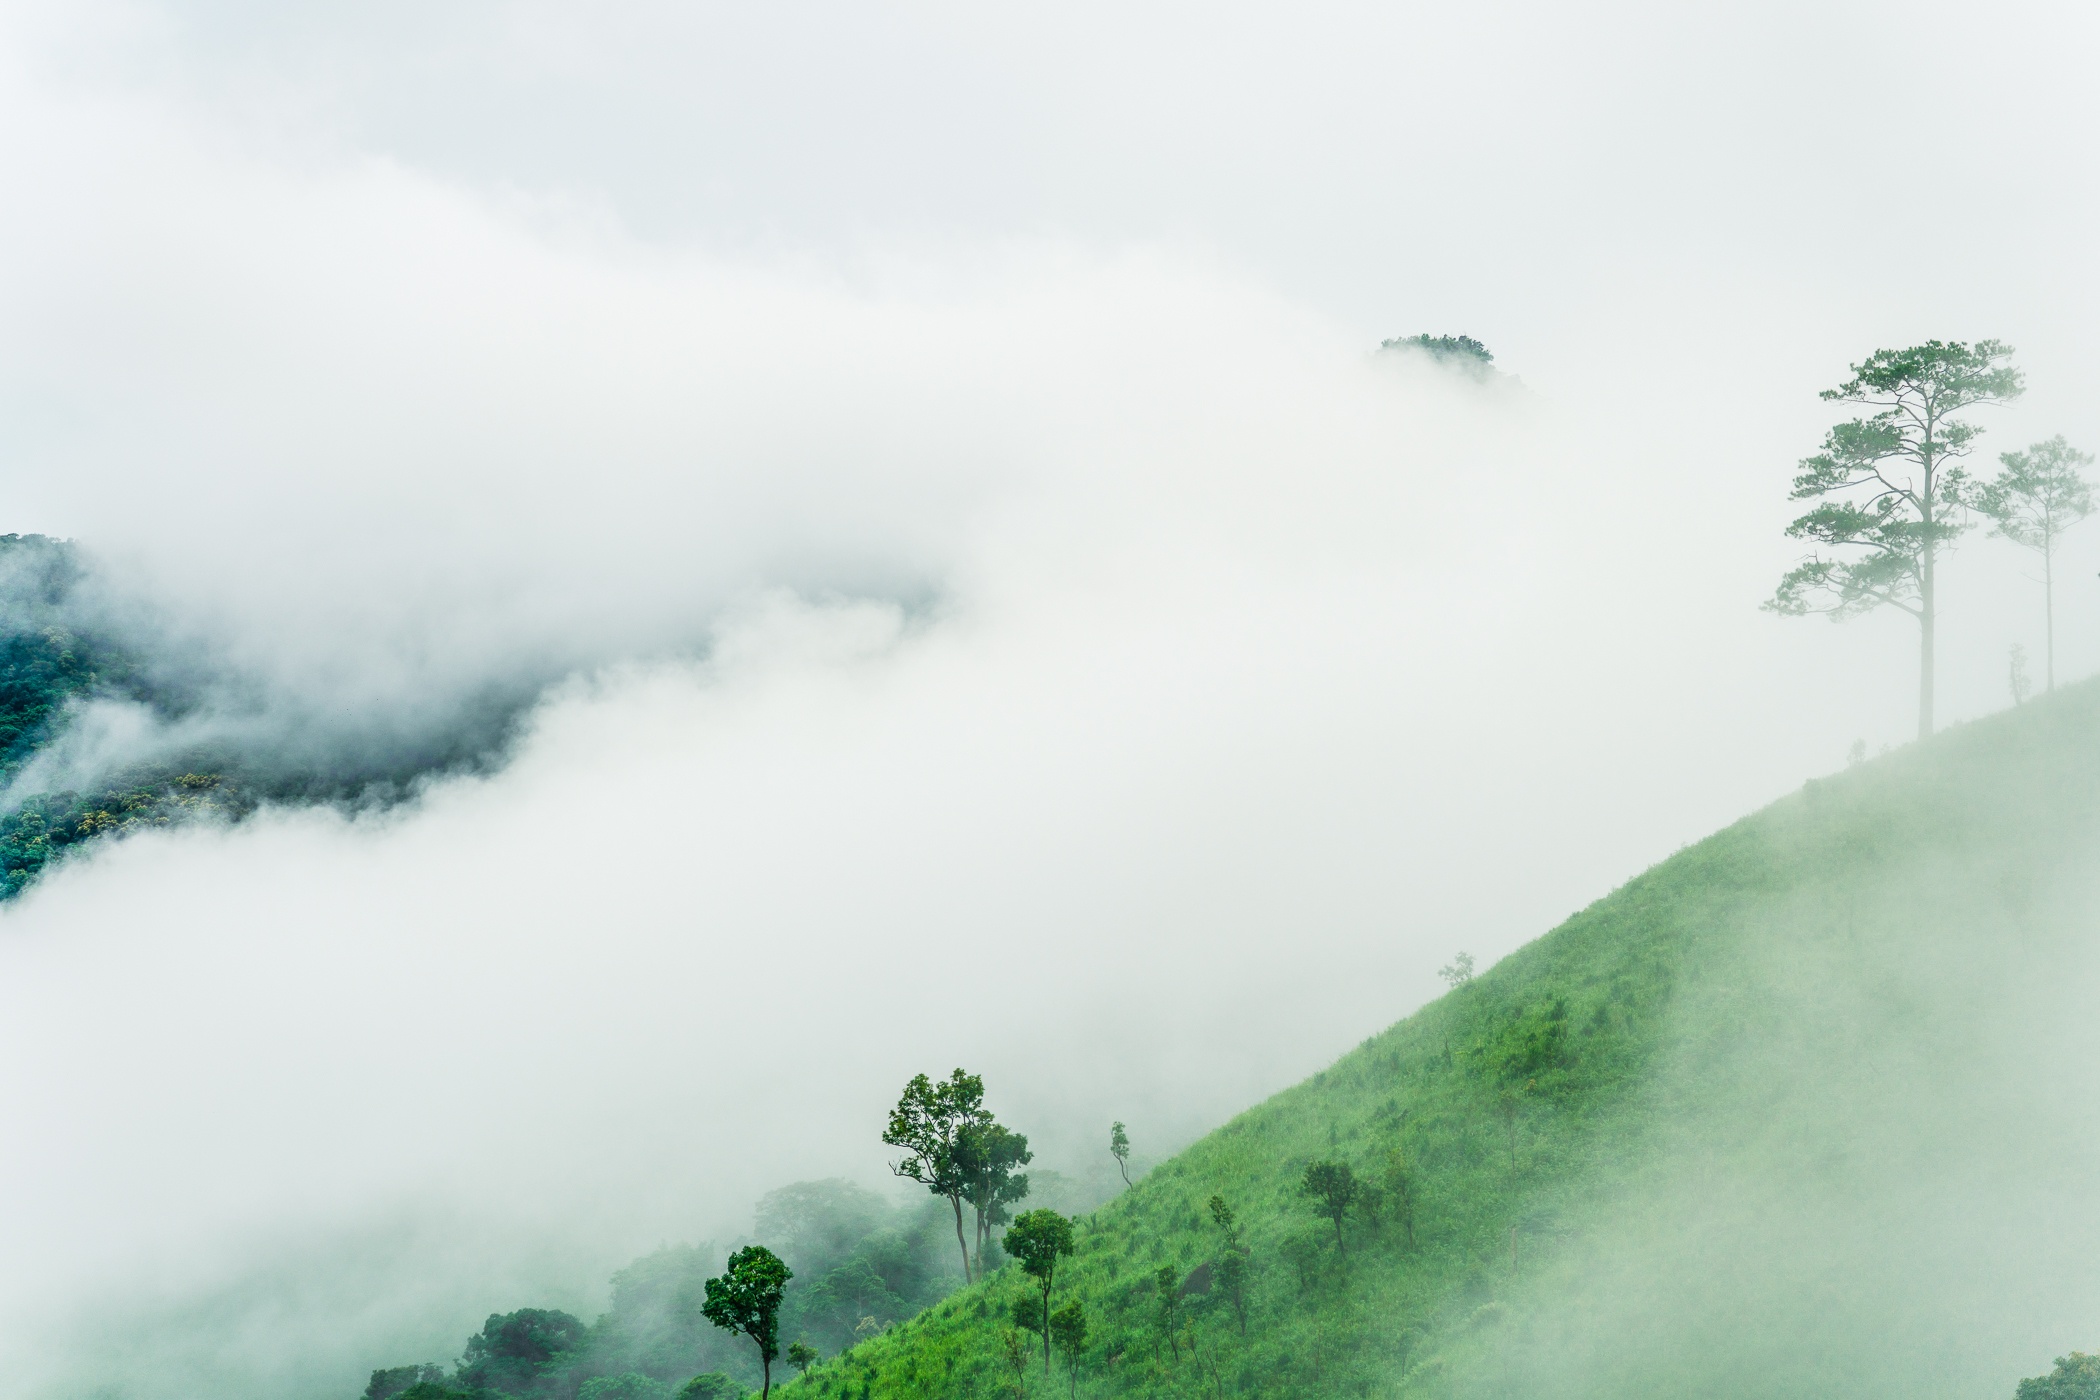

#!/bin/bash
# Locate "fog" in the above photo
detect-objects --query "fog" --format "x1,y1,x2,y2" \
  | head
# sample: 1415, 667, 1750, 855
1, 1, 2097, 1395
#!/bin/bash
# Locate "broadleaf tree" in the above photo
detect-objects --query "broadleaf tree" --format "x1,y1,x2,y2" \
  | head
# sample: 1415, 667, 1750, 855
700, 1246, 792, 1400
882, 1069, 990, 1283
1766, 340, 2023, 737
1979, 435, 2095, 692
1049, 1300, 1087, 1398
955, 1120, 1032, 1275
1300, 1161, 1359, 1259
1109, 1121, 1132, 1189
1003, 1208, 1075, 1374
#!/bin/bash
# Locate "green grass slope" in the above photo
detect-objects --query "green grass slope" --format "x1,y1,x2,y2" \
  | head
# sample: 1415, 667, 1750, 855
787, 685, 2100, 1400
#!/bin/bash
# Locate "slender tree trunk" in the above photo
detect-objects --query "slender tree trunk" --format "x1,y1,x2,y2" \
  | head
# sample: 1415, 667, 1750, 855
1919, 536, 1936, 740
1042, 1282, 1054, 1373
2045, 535, 2056, 691
951, 1195, 973, 1284
761, 1355, 772, 1400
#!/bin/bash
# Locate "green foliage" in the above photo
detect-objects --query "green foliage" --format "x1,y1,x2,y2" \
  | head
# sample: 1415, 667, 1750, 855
702, 1246, 793, 1394
1982, 436, 2096, 553
363, 1364, 445, 1400
394, 1384, 487, 1400
675, 1375, 742, 1400
1981, 435, 2095, 691
1770, 340, 2021, 620
361, 684, 2100, 1400
1004, 1209, 1074, 1372
1768, 339, 2024, 736
955, 1121, 1032, 1271
1048, 1300, 1087, 1395
1109, 1121, 1131, 1188
1380, 333, 1494, 365
883, 1069, 989, 1282
456, 1308, 588, 1394
753, 1180, 888, 1276
2018, 1353, 2100, 1400
1002, 1210, 1074, 1287
751, 683, 2100, 1400
579, 1374, 672, 1400
1299, 1162, 1359, 1257
784, 1342, 817, 1376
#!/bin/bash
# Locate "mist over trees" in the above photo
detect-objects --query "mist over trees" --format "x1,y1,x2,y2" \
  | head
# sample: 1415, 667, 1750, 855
1979, 437, 2096, 692
1767, 340, 2024, 739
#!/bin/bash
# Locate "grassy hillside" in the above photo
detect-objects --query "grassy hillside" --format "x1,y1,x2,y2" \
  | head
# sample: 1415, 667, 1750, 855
354, 682, 2100, 1400
773, 684, 2100, 1400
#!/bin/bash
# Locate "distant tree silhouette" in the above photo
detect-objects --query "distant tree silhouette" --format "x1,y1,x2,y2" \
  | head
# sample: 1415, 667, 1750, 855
1980, 435, 2095, 691
1767, 340, 2023, 738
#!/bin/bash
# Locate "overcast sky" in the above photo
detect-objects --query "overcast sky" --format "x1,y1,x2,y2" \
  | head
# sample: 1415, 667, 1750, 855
2, 2, 2097, 1396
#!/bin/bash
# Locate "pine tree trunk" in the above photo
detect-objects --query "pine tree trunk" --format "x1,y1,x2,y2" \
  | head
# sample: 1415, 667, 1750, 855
2045, 536, 2056, 691
1919, 536, 1936, 739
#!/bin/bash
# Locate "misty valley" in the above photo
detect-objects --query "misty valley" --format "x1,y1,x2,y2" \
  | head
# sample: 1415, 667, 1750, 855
6, 9, 2100, 1396
7, 385, 2100, 1396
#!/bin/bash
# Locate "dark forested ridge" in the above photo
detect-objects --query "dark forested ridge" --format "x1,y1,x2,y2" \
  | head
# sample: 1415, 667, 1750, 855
0, 533, 542, 897
352, 684, 2100, 1400
0, 534, 254, 896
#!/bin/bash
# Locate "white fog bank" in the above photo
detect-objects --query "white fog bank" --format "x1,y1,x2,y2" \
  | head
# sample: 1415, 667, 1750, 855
3, 0, 2099, 1395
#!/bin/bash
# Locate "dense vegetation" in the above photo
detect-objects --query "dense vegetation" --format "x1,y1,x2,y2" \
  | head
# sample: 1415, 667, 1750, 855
0, 534, 254, 896
0, 532, 530, 897
352, 678, 2100, 1399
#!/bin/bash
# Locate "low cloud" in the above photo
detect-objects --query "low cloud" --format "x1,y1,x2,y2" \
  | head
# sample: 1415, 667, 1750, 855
3, 4, 2099, 1397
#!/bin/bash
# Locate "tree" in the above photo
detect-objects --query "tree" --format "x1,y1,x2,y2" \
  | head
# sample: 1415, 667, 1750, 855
957, 1120, 1033, 1274
884, 1069, 990, 1283
1152, 1264, 1183, 1362
1380, 1148, 1416, 1250
701, 1245, 793, 1400
676, 1378, 741, 1400
786, 1342, 819, 1378
455, 1308, 589, 1394
1980, 436, 2095, 692
1207, 1195, 1250, 1335
1437, 952, 1474, 989
1300, 1161, 1359, 1258
1767, 340, 2023, 738
2010, 643, 2034, 706
1003, 1209, 1075, 1374
2016, 1352, 2100, 1400
1379, 333, 1494, 372
1109, 1121, 1132, 1189
1049, 1300, 1088, 1398
363, 1367, 446, 1400
999, 1328, 1030, 1397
